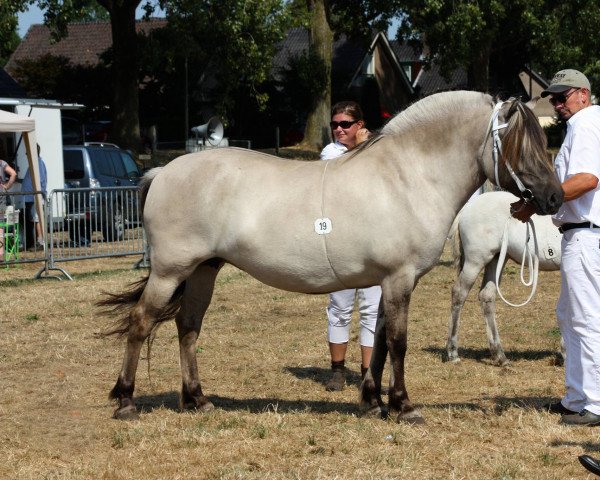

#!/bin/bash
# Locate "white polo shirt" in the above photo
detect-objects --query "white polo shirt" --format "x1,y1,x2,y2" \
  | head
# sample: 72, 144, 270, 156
552, 105, 600, 226
320, 141, 348, 160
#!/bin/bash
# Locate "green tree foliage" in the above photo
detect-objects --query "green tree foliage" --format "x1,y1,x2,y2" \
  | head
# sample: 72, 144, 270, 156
396, 0, 600, 95
146, 0, 294, 144
531, 0, 600, 94
160, 0, 293, 116
396, 0, 549, 92
289, 0, 403, 150
0, 1, 29, 66
11, 54, 112, 112
32, 0, 144, 153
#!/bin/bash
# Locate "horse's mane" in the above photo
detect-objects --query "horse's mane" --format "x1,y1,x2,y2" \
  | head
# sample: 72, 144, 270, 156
501, 98, 551, 172
382, 90, 492, 136
347, 91, 492, 158
350, 91, 551, 175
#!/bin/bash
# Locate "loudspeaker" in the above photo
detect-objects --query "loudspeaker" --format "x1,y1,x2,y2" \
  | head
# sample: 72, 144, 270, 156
191, 117, 224, 146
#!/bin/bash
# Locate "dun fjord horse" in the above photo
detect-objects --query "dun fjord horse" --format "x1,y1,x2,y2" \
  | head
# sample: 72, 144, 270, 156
446, 191, 561, 366
101, 91, 563, 424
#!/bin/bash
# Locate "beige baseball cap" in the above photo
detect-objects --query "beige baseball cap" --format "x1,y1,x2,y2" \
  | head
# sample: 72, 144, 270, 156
541, 69, 591, 97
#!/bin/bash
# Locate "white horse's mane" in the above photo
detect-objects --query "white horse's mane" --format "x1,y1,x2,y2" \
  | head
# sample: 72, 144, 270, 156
382, 91, 491, 136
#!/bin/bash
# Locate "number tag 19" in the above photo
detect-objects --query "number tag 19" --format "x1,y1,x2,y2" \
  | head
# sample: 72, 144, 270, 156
314, 218, 332, 235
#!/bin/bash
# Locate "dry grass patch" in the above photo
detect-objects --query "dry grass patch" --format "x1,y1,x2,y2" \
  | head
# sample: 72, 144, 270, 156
1, 252, 599, 479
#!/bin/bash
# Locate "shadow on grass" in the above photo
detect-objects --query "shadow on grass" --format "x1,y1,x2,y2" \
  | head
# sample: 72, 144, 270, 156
135, 390, 359, 415
423, 345, 560, 364
284, 366, 364, 389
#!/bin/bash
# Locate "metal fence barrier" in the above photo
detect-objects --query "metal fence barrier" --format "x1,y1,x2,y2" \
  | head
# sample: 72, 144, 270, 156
1, 187, 148, 280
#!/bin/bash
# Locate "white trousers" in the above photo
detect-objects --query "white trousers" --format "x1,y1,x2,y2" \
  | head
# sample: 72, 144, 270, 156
326, 286, 381, 347
557, 229, 600, 415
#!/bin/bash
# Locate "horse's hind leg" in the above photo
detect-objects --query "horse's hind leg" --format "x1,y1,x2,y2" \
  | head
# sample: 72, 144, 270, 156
480, 255, 509, 366
176, 260, 223, 412
111, 273, 184, 420
446, 261, 482, 363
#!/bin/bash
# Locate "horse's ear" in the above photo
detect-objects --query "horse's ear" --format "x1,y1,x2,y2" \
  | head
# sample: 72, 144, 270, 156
525, 96, 540, 110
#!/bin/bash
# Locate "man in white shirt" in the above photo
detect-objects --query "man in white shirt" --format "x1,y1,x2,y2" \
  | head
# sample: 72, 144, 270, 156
512, 69, 600, 425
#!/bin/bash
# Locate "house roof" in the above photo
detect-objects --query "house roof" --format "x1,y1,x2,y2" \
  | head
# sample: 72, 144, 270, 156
413, 63, 468, 96
5, 18, 167, 73
0, 67, 25, 98
272, 27, 367, 82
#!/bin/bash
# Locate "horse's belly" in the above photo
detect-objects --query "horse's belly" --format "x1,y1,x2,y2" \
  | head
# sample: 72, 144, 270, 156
231, 258, 342, 294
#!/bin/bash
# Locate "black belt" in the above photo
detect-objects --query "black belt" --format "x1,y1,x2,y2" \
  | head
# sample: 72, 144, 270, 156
558, 222, 600, 233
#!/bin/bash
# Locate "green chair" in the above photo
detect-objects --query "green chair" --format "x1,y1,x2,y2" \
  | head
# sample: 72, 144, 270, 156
1, 208, 20, 262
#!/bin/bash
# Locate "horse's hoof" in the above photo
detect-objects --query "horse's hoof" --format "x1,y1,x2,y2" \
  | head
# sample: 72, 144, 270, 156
396, 410, 425, 425
182, 398, 215, 413
196, 400, 215, 413
492, 357, 510, 367
113, 404, 139, 420
360, 404, 383, 419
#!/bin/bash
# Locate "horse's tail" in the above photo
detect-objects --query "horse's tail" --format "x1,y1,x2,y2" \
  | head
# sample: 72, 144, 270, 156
138, 167, 162, 212
96, 275, 186, 337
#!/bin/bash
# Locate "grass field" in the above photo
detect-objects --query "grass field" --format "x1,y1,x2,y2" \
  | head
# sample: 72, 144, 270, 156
1, 251, 598, 479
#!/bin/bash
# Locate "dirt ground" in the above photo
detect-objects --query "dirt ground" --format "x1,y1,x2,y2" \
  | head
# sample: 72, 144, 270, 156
1, 251, 599, 479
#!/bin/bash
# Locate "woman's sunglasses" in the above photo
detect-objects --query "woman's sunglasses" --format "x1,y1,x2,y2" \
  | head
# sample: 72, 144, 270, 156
549, 88, 579, 106
330, 120, 358, 129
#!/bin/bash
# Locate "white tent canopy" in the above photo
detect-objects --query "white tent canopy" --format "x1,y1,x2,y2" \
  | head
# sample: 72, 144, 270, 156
0, 109, 44, 238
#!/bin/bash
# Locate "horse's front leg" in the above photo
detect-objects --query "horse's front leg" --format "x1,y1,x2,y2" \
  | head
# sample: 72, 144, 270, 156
385, 287, 424, 424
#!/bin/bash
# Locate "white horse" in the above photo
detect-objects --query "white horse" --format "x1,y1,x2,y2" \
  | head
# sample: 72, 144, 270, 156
100, 91, 563, 424
446, 191, 561, 366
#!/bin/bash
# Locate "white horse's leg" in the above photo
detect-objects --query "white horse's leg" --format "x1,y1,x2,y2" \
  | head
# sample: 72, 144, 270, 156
447, 261, 483, 363
176, 260, 224, 412
480, 255, 510, 366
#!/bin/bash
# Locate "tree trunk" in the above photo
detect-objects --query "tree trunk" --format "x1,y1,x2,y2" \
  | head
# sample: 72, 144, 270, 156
468, 39, 491, 92
301, 0, 333, 152
101, 0, 141, 155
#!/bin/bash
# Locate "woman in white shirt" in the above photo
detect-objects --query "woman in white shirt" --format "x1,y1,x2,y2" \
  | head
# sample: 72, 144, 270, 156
320, 101, 381, 391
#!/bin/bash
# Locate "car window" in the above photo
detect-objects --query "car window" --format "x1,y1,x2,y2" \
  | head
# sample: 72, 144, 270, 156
63, 150, 85, 179
120, 152, 141, 178
90, 149, 116, 177
109, 151, 127, 178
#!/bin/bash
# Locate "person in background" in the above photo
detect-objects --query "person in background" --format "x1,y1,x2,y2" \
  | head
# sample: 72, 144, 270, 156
21, 145, 47, 249
511, 69, 600, 425
320, 100, 382, 391
0, 155, 17, 258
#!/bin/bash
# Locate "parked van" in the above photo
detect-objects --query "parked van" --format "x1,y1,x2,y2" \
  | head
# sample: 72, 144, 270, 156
63, 143, 142, 243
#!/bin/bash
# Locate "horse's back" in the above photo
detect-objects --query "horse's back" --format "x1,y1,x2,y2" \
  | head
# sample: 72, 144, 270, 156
142, 148, 351, 292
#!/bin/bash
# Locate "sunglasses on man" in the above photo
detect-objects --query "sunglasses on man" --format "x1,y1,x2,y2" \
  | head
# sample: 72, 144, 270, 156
330, 120, 358, 129
549, 88, 579, 106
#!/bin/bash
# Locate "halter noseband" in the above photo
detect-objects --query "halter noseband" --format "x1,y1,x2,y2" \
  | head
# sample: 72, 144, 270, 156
490, 101, 534, 203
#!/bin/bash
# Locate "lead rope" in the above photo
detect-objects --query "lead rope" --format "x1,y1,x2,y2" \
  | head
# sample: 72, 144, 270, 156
495, 216, 539, 307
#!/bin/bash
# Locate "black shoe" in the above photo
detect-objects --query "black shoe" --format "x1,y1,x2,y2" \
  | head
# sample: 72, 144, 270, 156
579, 455, 600, 476
561, 409, 600, 426
545, 401, 577, 415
